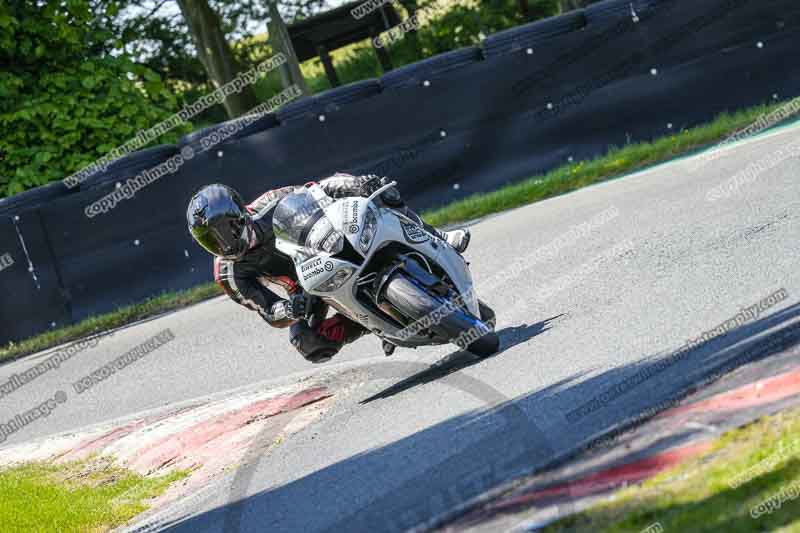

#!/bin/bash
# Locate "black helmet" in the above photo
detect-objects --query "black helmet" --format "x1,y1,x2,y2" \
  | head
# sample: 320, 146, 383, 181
187, 184, 252, 259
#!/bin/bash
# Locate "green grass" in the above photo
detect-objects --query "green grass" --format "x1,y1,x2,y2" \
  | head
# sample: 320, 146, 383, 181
0, 282, 221, 364
543, 407, 800, 532
0, 457, 188, 533
421, 100, 799, 227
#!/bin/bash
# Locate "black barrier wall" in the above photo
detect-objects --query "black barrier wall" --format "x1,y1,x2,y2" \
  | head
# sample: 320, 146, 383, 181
1, 0, 800, 344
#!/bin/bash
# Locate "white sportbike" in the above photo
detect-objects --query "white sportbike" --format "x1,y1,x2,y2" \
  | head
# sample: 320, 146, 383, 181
273, 181, 499, 356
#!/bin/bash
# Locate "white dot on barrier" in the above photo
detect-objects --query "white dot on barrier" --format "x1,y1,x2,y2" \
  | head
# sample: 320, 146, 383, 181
217, 151, 224, 158
568, 156, 574, 162
650, 68, 658, 76
51, 322, 56, 327
134, 239, 140, 246
526, 48, 533, 55
116, 182, 122, 188
667, 123, 673, 129
547, 103, 554, 110
757, 41, 764, 48
184, 249, 190, 258
440, 130, 447, 138
423, 80, 431, 87
319, 115, 326, 122
13, 215, 19, 221
453, 184, 460, 190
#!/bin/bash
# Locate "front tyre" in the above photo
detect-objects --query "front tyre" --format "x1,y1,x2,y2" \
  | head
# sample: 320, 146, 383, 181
382, 273, 497, 355
467, 300, 499, 357
478, 300, 496, 327
466, 330, 499, 357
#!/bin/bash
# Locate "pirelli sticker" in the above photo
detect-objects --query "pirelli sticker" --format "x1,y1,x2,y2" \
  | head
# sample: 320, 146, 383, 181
301, 257, 332, 281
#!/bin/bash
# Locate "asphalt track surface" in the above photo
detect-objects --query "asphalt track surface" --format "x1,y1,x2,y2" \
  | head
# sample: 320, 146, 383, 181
1, 123, 800, 532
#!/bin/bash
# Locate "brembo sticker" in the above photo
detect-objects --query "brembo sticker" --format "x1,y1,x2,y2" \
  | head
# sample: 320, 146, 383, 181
348, 201, 360, 233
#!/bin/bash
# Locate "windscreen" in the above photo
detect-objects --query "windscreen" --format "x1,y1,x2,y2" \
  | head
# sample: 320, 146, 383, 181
273, 188, 326, 246
273, 188, 342, 255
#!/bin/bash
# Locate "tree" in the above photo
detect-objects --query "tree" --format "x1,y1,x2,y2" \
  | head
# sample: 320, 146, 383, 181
119, 1, 208, 90
0, 0, 186, 197
113, 0, 322, 117
175, 0, 260, 117
395, 0, 422, 58
265, 0, 309, 95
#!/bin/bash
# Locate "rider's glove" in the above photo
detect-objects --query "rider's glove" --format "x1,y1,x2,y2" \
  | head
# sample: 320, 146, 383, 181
361, 175, 403, 208
360, 174, 386, 196
285, 292, 311, 321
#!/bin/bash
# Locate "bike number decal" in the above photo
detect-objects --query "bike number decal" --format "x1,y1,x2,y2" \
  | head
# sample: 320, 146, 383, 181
401, 222, 430, 244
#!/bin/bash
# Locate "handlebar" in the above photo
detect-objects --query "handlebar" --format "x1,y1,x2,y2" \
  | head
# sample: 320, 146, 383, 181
366, 180, 398, 204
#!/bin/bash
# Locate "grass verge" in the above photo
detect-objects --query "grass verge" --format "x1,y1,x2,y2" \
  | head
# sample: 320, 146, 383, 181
543, 406, 800, 532
3, 99, 797, 362
0, 457, 188, 533
0, 282, 221, 364
422, 100, 799, 227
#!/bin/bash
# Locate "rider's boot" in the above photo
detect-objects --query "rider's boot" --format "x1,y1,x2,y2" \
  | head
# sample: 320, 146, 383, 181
423, 225, 471, 254
441, 229, 471, 254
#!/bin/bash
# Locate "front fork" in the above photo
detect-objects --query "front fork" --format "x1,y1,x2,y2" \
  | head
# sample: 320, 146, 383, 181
373, 254, 450, 307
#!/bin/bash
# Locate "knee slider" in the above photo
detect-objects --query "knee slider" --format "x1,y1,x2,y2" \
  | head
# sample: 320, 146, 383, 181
290, 322, 341, 363
304, 348, 338, 364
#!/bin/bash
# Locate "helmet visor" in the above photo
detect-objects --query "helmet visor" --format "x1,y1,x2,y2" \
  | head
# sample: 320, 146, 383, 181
191, 216, 249, 259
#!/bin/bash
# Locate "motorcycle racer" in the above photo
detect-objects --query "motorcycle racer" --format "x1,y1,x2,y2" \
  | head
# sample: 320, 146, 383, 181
186, 173, 470, 363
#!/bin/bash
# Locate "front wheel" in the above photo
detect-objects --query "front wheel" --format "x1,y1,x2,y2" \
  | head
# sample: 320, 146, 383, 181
468, 300, 499, 357
466, 332, 499, 357
382, 273, 498, 356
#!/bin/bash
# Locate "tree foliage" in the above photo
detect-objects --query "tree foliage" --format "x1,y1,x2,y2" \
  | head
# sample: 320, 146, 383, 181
0, 0, 602, 199
415, 0, 559, 55
0, 0, 187, 198
113, 0, 330, 107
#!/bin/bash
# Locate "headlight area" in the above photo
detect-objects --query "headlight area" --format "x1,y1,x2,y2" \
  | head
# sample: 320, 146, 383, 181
359, 208, 378, 253
321, 231, 344, 255
315, 266, 356, 292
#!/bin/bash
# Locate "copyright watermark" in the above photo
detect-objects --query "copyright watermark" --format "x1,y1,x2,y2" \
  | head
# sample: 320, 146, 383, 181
0, 252, 13, 273
0, 391, 67, 444
64, 53, 287, 189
